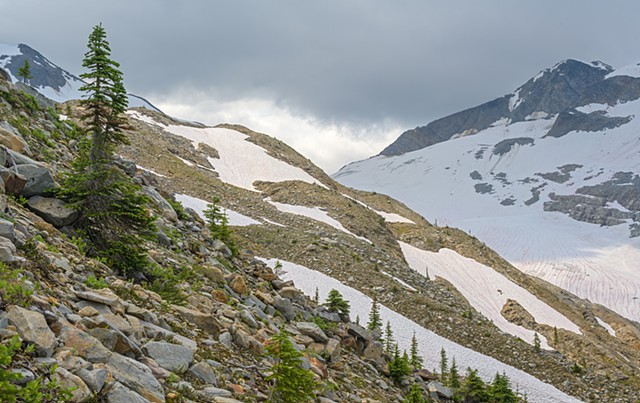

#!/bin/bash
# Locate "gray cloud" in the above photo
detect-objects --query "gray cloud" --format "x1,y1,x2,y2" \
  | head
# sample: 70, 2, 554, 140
2, 0, 640, 170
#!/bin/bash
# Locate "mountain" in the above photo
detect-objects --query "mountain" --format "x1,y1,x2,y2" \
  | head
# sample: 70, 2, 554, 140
1, 45, 639, 401
0, 43, 161, 110
335, 59, 640, 328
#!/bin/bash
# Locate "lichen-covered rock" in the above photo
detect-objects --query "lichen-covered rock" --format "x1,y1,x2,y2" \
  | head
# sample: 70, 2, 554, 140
26, 196, 79, 227
6, 305, 57, 357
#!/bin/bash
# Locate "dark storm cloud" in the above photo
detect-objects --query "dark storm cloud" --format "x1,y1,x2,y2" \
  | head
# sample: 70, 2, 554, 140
2, 0, 640, 130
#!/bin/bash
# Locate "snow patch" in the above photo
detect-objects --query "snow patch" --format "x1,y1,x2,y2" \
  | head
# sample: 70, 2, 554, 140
595, 317, 615, 336
606, 63, 640, 79
126, 111, 326, 191
381, 271, 417, 292
174, 193, 261, 227
266, 198, 370, 243
136, 165, 167, 178
400, 242, 581, 344
258, 257, 581, 403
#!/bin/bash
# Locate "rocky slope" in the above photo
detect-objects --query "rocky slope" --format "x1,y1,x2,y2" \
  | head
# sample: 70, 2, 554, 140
0, 51, 639, 402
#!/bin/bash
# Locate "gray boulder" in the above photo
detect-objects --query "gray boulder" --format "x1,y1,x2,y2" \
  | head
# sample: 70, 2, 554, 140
0, 236, 16, 262
296, 322, 329, 343
188, 361, 217, 385
6, 306, 57, 357
105, 381, 150, 403
107, 353, 165, 402
16, 163, 55, 197
142, 186, 177, 221
27, 196, 79, 227
143, 341, 195, 373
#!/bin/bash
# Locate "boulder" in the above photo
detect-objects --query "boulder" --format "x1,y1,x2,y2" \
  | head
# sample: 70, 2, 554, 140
427, 381, 453, 399
16, 163, 55, 197
229, 275, 248, 296
324, 338, 341, 362
363, 340, 384, 362
26, 196, 79, 227
296, 322, 329, 343
279, 286, 302, 299
188, 361, 217, 385
105, 381, 150, 403
6, 306, 57, 357
0, 126, 28, 154
75, 289, 122, 308
57, 322, 112, 364
76, 367, 108, 393
0, 168, 27, 195
54, 367, 92, 402
0, 236, 15, 262
143, 341, 195, 373
107, 353, 165, 402
142, 186, 177, 221
171, 305, 221, 336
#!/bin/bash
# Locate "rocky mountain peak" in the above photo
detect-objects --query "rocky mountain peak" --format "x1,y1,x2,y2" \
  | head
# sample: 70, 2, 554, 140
379, 58, 635, 157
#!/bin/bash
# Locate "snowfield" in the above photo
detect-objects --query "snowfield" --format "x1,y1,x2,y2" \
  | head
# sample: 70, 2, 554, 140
266, 198, 370, 243
335, 93, 640, 323
399, 242, 581, 346
258, 257, 581, 403
127, 111, 326, 192
174, 193, 261, 227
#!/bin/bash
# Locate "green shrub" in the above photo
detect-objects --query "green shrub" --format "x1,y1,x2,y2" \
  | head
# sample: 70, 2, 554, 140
85, 275, 108, 290
0, 263, 34, 309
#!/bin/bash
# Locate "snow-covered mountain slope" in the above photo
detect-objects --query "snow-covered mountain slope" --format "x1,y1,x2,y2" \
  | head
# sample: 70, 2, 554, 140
0, 43, 160, 110
335, 61, 640, 324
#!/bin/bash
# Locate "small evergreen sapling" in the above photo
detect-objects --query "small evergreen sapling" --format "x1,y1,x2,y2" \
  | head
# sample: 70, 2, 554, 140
367, 295, 382, 331
204, 195, 238, 256
384, 321, 394, 354
17, 59, 32, 85
325, 289, 350, 316
265, 329, 318, 402
460, 368, 488, 403
410, 331, 423, 370
403, 382, 427, 403
488, 372, 517, 403
439, 347, 448, 384
449, 357, 460, 390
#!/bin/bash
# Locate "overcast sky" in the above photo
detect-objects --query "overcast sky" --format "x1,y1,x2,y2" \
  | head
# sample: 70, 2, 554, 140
2, 1, 640, 172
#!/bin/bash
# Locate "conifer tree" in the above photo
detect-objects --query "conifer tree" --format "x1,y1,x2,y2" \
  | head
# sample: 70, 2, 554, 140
410, 331, 423, 370
314, 287, 319, 305
460, 368, 488, 403
17, 59, 32, 85
59, 23, 154, 275
325, 289, 350, 315
440, 348, 448, 384
449, 357, 460, 390
367, 295, 382, 331
488, 372, 517, 403
204, 195, 238, 256
403, 382, 427, 403
265, 329, 318, 402
388, 344, 411, 384
533, 333, 541, 352
384, 321, 394, 354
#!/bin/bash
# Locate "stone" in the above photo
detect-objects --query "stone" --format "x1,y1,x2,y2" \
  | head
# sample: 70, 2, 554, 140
107, 353, 165, 402
16, 163, 55, 197
6, 305, 57, 357
201, 264, 225, 283
197, 387, 232, 399
254, 290, 274, 306
219, 332, 233, 348
139, 357, 171, 380
78, 306, 100, 317
324, 338, 341, 362
54, 366, 92, 402
75, 289, 122, 308
279, 286, 301, 299
142, 186, 178, 221
57, 322, 112, 364
76, 300, 113, 315
0, 126, 28, 153
272, 296, 296, 321
188, 361, 217, 385
171, 305, 221, 336
0, 168, 27, 195
26, 196, 79, 228
114, 158, 137, 177
143, 341, 195, 373
363, 340, 383, 362
239, 309, 259, 329
0, 218, 14, 241
11, 368, 35, 385
0, 236, 16, 262
229, 275, 248, 296
427, 381, 453, 399
211, 239, 233, 258
105, 381, 151, 403
347, 323, 372, 342
233, 330, 263, 354
296, 322, 329, 343
76, 367, 108, 393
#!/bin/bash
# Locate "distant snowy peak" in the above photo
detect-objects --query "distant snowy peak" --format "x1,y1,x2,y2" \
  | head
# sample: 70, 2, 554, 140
0, 43, 84, 102
0, 43, 161, 112
380, 58, 640, 157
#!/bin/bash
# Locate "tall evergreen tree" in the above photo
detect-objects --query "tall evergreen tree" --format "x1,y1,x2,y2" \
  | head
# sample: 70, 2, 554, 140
17, 59, 32, 85
325, 289, 350, 315
59, 24, 154, 275
488, 372, 517, 403
449, 357, 461, 390
410, 331, 423, 370
384, 321, 394, 354
367, 295, 382, 331
440, 348, 448, 384
388, 344, 411, 384
460, 368, 488, 403
265, 329, 318, 402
